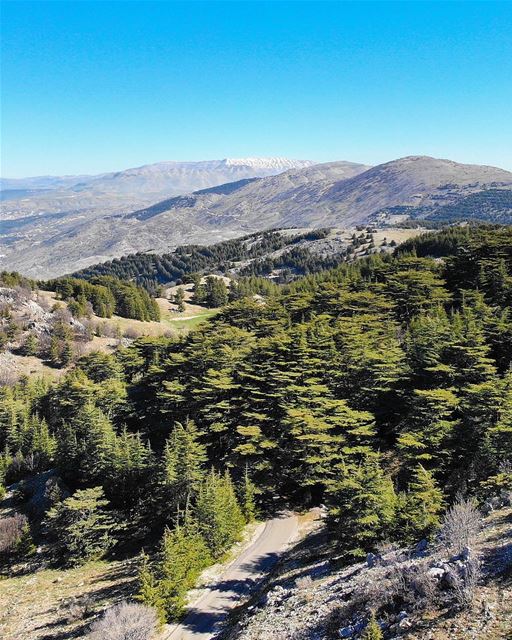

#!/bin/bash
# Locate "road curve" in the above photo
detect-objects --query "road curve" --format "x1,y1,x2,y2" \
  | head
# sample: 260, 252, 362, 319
163, 512, 298, 640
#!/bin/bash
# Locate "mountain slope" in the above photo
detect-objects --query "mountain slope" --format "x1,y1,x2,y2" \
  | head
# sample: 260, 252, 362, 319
3, 156, 512, 279
0, 158, 315, 197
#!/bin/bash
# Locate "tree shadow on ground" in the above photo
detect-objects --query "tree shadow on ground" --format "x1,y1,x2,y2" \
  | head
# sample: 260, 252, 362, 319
19, 562, 138, 640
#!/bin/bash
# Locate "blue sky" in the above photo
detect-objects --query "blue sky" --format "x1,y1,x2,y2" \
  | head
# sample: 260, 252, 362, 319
2, 1, 512, 177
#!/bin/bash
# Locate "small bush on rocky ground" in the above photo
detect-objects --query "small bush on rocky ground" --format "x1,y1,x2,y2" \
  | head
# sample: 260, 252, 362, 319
64, 595, 94, 623
361, 613, 383, 640
0, 512, 28, 554
87, 601, 159, 640
295, 575, 314, 602
295, 575, 313, 590
451, 557, 481, 610
440, 497, 482, 555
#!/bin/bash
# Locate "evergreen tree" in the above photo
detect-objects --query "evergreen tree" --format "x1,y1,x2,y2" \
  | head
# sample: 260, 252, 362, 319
106, 428, 152, 509
239, 467, 258, 522
174, 287, 186, 312
60, 339, 74, 366
49, 336, 61, 367
398, 465, 444, 543
361, 613, 383, 640
482, 372, 512, 473
203, 276, 228, 308
398, 388, 459, 478
327, 457, 397, 559
158, 521, 212, 620
21, 333, 39, 357
15, 522, 36, 557
136, 551, 166, 625
77, 351, 123, 382
69, 403, 116, 485
160, 420, 206, 512
45, 486, 117, 565
195, 470, 245, 558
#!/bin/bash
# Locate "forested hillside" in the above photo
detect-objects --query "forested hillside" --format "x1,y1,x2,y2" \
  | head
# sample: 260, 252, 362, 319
73, 227, 417, 296
1, 225, 512, 635
72, 229, 339, 294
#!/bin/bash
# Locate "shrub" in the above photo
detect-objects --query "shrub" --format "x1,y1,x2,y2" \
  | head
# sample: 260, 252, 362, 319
87, 601, 159, 640
123, 326, 142, 340
452, 557, 481, 609
361, 613, 383, 640
0, 513, 28, 554
440, 496, 482, 555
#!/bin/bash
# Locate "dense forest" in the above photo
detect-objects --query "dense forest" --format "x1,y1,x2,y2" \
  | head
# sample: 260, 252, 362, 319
71, 229, 338, 294
0, 271, 160, 322
46, 275, 161, 321
1, 225, 512, 624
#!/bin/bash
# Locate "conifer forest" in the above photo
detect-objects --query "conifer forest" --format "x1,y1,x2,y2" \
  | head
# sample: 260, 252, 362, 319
1, 224, 512, 629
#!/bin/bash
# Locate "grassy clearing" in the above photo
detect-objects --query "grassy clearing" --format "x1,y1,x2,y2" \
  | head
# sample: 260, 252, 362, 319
0, 557, 138, 640
163, 309, 219, 332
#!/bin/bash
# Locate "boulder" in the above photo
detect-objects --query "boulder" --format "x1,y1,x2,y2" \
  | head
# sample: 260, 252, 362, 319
366, 552, 380, 568
398, 617, 412, 629
427, 567, 445, 581
414, 539, 428, 556
338, 621, 365, 638
442, 568, 459, 589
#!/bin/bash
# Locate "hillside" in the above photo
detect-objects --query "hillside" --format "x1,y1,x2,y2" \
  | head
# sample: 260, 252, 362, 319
0, 273, 221, 385
225, 504, 512, 640
0, 158, 315, 196
73, 227, 421, 295
1, 225, 511, 639
0, 157, 318, 278
2, 156, 511, 279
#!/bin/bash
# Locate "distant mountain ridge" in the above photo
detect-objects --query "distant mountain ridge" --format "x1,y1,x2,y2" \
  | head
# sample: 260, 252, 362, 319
2, 155, 512, 279
0, 157, 315, 196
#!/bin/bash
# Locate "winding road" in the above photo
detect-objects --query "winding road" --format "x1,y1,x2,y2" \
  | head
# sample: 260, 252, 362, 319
163, 512, 298, 640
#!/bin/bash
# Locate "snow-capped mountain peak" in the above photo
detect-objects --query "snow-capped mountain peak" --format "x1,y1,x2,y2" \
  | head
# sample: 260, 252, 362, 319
222, 157, 315, 170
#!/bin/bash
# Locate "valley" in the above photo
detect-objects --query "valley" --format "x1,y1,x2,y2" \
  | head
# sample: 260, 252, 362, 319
3, 2, 512, 638
2, 155, 511, 279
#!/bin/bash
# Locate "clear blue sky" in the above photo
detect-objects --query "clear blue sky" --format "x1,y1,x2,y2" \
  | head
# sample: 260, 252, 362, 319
2, 0, 512, 177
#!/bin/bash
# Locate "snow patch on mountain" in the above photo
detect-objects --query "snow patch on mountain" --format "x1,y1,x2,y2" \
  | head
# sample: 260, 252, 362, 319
222, 157, 315, 170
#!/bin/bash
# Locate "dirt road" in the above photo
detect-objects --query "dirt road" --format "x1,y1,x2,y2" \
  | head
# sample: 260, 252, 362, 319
163, 512, 298, 640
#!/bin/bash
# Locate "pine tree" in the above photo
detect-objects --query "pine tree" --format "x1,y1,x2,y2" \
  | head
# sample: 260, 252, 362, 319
398, 388, 459, 478
327, 456, 397, 559
136, 551, 166, 625
45, 486, 117, 565
174, 287, 186, 312
69, 403, 116, 485
107, 429, 152, 509
361, 613, 383, 640
239, 467, 258, 522
398, 465, 444, 543
482, 371, 512, 473
49, 335, 62, 367
15, 522, 36, 557
159, 521, 212, 620
22, 333, 39, 357
161, 420, 206, 510
195, 470, 245, 558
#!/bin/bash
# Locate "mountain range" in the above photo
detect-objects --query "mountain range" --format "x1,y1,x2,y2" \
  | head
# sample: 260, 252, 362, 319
0, 157, 315, 199
1, 155, 512, 278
